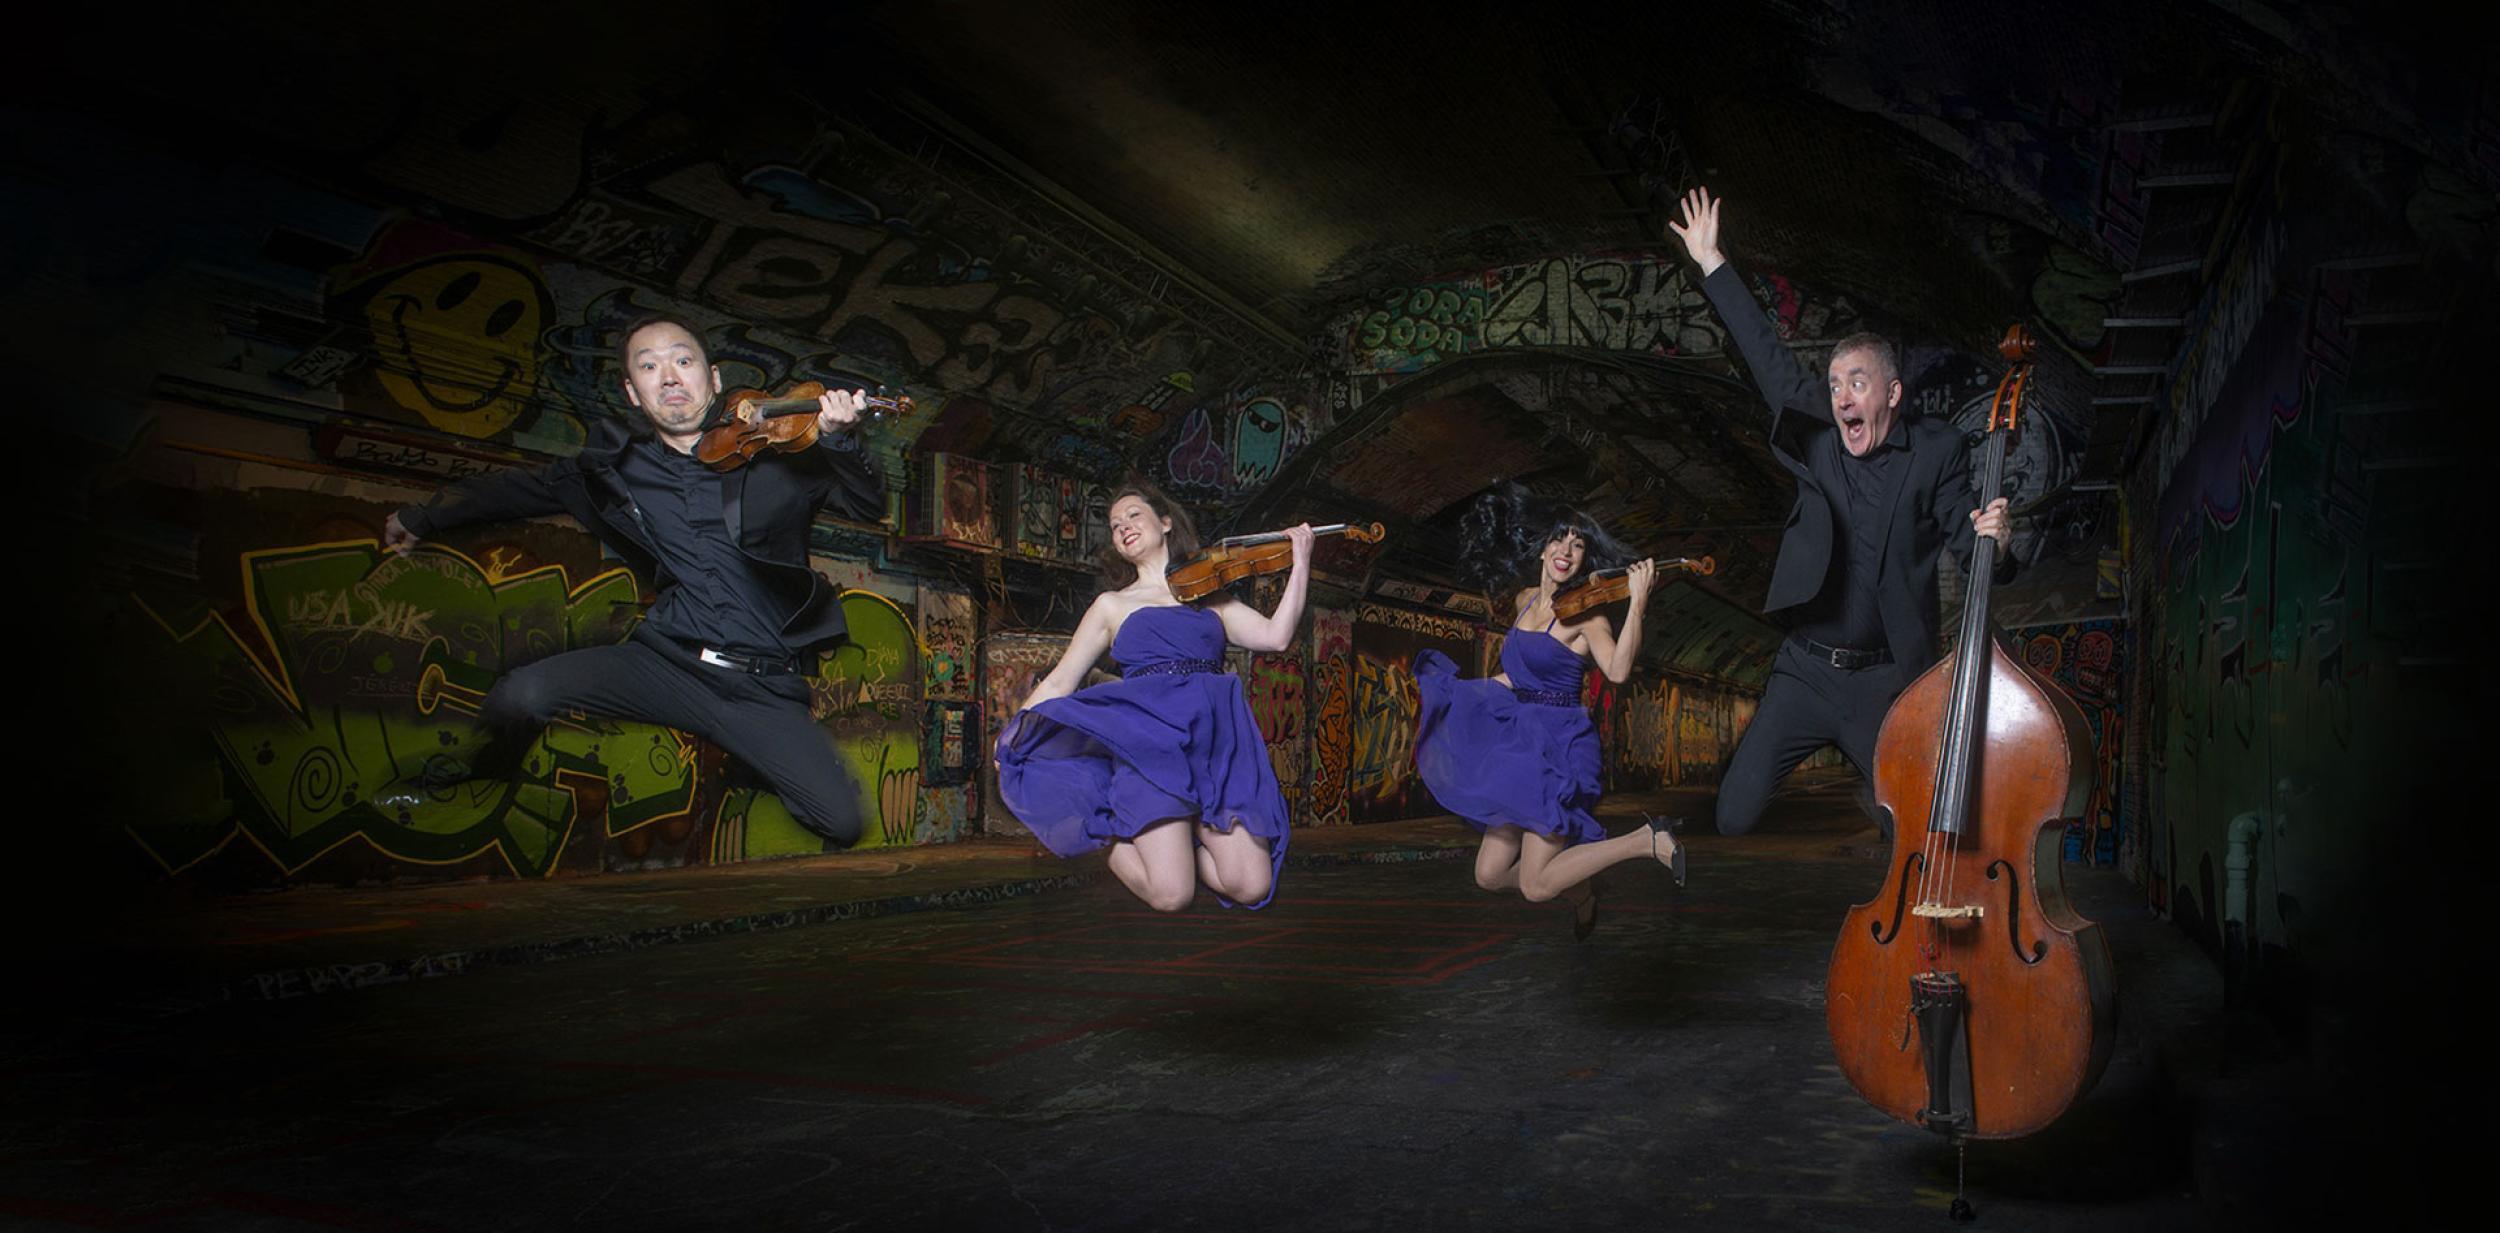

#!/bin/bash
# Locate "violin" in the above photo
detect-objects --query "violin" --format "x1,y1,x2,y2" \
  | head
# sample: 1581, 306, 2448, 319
1550, 556, 1717, 621
1823, 324, 2113, 1149
1164, 522, 1386, 602
693, 381, 914, 473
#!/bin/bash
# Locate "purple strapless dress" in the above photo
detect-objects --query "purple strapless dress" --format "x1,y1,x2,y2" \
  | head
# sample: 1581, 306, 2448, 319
996, 604, 1290, 908
1413, 624, 1605, 845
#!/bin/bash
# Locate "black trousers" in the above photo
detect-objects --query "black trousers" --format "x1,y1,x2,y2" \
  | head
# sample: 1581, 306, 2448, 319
470, 626, 863, 846
1712, 639, 1907, 837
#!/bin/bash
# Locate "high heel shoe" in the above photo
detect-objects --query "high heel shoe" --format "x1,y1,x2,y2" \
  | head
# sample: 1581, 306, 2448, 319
1569, 883, 1599, 941
1646, 814, 1687, 888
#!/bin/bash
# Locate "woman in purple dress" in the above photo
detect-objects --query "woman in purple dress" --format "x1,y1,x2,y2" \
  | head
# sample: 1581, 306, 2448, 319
1414, 490, 1686, 938
996, 482, 1314, 911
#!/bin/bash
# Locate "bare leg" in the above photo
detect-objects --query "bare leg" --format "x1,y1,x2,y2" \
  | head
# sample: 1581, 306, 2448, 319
1473, 825, 1524, 893
1472, 824, 1598, 934
1106, 819, 1200, 912
1515, 824, 1680, 903
1196, 823, 1274, 906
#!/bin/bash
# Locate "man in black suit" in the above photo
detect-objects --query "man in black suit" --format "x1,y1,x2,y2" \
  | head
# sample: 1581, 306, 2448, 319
381, 314, 885, 846
1668, 189, 2012, 838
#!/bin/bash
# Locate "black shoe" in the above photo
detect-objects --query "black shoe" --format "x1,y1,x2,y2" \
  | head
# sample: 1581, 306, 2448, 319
723, 756, 772, 794
412, 755, 476, 791
1646, 814, 1687, 888
370, 759, 469, 814
1570, 884, 1599, 941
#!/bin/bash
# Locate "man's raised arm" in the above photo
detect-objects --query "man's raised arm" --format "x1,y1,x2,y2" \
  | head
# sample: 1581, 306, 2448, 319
1669, 188, 1826, 425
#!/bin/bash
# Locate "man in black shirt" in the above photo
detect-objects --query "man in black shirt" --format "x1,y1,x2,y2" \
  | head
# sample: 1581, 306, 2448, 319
1669, 189, 2012, 838
381, 314, 885, 846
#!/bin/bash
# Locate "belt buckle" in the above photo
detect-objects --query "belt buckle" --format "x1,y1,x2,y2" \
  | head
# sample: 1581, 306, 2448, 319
697, 647, 744, 672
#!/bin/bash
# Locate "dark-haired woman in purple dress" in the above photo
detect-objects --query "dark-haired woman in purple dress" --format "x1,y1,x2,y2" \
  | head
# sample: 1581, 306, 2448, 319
1415, 490, 1686, 938
997, 482, 1313, 911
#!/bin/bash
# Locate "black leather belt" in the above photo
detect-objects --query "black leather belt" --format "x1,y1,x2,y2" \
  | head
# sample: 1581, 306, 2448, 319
695, 647, 802, 676
676, 638, 803, 676
1791, 635, 1892, 670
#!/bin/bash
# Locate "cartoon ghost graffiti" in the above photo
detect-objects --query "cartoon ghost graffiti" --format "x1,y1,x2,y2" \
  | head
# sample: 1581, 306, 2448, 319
1230, 396, 1291, 489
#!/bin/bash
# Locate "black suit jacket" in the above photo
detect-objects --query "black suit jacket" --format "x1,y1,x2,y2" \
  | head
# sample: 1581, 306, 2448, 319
1700, 264, 2013, 685
396, 419, 886, 653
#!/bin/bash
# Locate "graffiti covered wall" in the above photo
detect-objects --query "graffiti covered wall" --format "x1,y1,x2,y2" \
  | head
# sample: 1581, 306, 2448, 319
14, 81, 1299, 469
1593, 676, 1763, 793
2007, 619, 2128, 866
1342, 254, 1729, 376
1323, 605, 1472, 823
1306, 606, 1358, 826
2124, 133, 2470, 977
1246, 644, 1312, 821
100, 476, 971, 891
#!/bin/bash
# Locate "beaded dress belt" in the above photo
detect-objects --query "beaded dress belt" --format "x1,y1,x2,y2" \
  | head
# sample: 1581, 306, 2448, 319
1127, 659, 1223, 678
1513, 688, 1581, 707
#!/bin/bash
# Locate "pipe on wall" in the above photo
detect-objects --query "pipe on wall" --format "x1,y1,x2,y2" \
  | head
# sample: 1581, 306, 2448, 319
2223, 810, 2265, 1007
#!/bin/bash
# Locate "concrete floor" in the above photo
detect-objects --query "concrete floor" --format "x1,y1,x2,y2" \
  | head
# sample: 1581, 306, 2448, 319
3, 780, 2299, 1231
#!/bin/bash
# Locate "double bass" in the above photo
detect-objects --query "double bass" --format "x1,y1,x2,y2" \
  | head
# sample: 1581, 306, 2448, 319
1823, 324, 2114, 1154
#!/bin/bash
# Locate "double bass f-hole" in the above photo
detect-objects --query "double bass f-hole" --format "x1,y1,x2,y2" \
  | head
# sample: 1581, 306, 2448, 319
1872, 851, 1925, 945
1986, 860, 2050, 966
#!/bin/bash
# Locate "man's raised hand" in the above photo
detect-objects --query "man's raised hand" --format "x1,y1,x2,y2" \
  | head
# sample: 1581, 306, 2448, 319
1668, 188, 1727, 278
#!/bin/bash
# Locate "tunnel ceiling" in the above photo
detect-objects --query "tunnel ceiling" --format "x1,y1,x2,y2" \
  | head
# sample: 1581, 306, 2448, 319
42, 1, 2480, 620
855, 0, 2477, 611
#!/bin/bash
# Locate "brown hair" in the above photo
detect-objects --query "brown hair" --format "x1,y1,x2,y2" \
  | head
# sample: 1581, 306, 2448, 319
1829, 331, 1899, 385
1097, 480, 1201, 589
615, 312, 712, 374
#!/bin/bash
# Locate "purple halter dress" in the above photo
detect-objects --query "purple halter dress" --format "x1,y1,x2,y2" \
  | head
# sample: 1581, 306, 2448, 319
1413, 620, 1606, 845
996, 604, 1290, 908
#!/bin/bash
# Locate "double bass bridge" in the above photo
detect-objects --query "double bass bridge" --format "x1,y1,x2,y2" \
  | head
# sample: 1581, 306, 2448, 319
1910, 903, 1986, 921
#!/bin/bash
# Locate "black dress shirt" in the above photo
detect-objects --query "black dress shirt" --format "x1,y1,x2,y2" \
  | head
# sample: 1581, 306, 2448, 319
1789, 419, 1909, 650
616, 440, 793, 656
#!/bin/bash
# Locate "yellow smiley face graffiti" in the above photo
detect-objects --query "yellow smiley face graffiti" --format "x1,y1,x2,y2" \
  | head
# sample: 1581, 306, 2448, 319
357, 255, 549, 439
